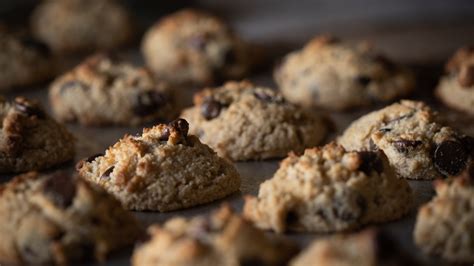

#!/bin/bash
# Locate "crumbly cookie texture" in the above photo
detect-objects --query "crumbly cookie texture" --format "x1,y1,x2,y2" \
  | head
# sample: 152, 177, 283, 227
142, 9, 255, 86
181, 80, 329, 161
338, 100, 473, 180
0, 172, 141, 265
243, 143, 412, 233
49, 54, 175, 126
414, 163, 474, 263
0, 97, 75, 173
31, 0, 133, 54
0, 32, 53, 91
132, 204, 297, 266
436, 46, 474, 115
274, 35, 415, 110
77, 119, 240, 211
291, 229, 417, 266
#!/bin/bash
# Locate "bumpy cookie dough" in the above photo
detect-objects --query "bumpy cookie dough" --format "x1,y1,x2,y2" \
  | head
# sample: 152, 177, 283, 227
0, 32, 52, 91
181, 80, 329, 161
0, 172, 141, 265
275, 35, 415, 110
436, 46, 474, 115
414, 163, 474, 263
77, 119, 240, 211
49, 54, 175, 126
0, 97, 75, 173
244, 143, 413, 233
339, 100, 473, 180
142, 9, 254, 86
132, 205, 297, 266
31, 0, 133, 54
291, 229, 416, 266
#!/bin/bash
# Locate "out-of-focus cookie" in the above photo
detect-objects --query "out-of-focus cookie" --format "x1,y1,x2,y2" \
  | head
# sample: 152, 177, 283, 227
244, 143, 412, 233
275, 35, 415, 110
291, 229, 416, 266
132, 204, 297, 266
0, 97, 75, 173
31, 0, 133, 54
49, 54, 175, 126
0, 172, 141, 265
436, 46, 474, 115
142, 9, 255, 86
0, 32, 53, 91
77, 118, 240, 211
339, 100, 473, 180
181, 80, 329, 161
414, 162, 474, 263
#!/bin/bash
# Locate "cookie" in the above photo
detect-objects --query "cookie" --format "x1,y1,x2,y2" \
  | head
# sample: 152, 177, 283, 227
31, 0, 133, 54
243, 143, 412, 233
0, 97, 75, 173
77, 118, 240, 211
414, 163, 474, 263
435, 46, 474, 115
0, 32, 53, 91
274, 35, 415, 110
49, 54, 175, 126
0, 171, 141, 265
291, 229, 416, 266
141, 9, 254, 86
338, 100, 473, 180
181, 80, 329, 161
132, 204, 297, 266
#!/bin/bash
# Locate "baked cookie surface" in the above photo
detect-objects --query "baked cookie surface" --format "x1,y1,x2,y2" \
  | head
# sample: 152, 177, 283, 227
339, 100, 473, 180
0, 97, 75, 173
181, 80, 329, 161
274, 35, 415, 110
132, 205, 297, 266
436, 46, 474, 115
414, 163, 474, 263
243, 143, 413, 233
0, 171, 141, 265
0, 32, 52, 91
49, 54, 175, 126
141, 9, 254, 86
31, 0, 133, 54
77, 119, 240, 211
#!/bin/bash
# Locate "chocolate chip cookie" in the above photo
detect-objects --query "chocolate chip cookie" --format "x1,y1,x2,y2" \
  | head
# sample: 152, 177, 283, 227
275, 35, 415, 110
414, 163, 474, 263
244, 143, 413, 233
0, 32, 53, 91
291, 229, 416, 266
0, 97, 75, 173
181, 80, 329, 161
49, 54, 175, 126
0, 172, 141, 265
132, 204, 297, 266
142, 9, 254, 86
436, 46, 474, 115
31, 0, 133, 54
339, 100, 473, 180
77, 119, 240, 211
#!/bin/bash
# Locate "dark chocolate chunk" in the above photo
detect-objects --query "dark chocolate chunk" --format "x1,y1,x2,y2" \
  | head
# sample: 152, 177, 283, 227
253, 90, 284, 104
168, 118, 189, 137
433, 140, 469, 176
159, 127, 170, 141
392, 139, 422, 153
100, 166, 114, 179
356, 75, 372, 86
132, 90, 167, 116
201, 97, 222, 120
13, 98, 45, 119
43, 173, 77, 208
285, 210, 299, 227
378, 128, 391, 133
357, 151, 384, 175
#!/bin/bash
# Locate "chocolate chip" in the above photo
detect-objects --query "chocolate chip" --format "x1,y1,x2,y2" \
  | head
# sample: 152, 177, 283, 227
393, 139, 422, 153
357, 151, 384, 175
434, 140, 469, 176
43, 174, 77, 209
159, 127, 170, 141
19, 36, 50, 56
201, 97, 222, 120
168, 118, 189, 136
356, 75, 372, 86
285, 210, 299, 226
59, 80, 89, 94
379, 128, 391, 133
13, 98, 45, 119
84, 153, 104, 163
100, 166, 114, 179
132, 90, 167, 116
253, 90, 284, 104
